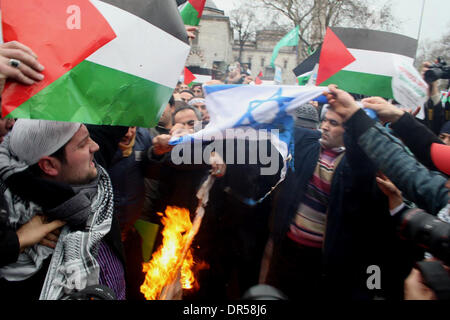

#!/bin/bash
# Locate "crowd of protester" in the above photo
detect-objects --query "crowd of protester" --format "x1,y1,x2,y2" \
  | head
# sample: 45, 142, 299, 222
0, 26, 449, 301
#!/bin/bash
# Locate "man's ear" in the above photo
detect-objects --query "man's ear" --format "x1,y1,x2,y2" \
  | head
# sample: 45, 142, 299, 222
37, 157, 61, 177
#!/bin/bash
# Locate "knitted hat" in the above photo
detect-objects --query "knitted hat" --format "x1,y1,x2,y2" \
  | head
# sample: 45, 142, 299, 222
430, 143, 450, 176
9, 119, 81, 165
294, 103, 319, 129
440, 121, 450, 135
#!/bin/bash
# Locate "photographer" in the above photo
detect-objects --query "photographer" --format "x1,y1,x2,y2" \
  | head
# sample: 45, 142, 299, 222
422, 59, 449, 135
376, 175, 450, 300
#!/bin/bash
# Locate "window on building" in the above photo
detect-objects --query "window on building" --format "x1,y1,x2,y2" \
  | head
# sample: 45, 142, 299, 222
284, 59, 288, 69
261, 57, 265, 67
265, 66, 275, 78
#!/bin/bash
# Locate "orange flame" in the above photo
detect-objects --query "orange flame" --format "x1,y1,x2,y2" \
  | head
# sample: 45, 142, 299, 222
140, 206, 196, 300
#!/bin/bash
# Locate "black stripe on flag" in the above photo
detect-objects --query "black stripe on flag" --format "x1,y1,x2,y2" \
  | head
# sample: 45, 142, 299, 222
331, 27, 418, 59
293, 27, 418, 77
187, 66, 212, 76
102, 0, 189, 44
293, 46, 321, 77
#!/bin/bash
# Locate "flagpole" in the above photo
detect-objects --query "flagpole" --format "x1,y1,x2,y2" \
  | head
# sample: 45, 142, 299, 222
416, 0, 426, 45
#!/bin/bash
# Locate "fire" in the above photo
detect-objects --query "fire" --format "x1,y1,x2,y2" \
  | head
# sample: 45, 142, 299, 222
140, 206, 196, 300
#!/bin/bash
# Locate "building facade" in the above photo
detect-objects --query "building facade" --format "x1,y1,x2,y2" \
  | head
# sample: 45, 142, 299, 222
186, 0, 298, 85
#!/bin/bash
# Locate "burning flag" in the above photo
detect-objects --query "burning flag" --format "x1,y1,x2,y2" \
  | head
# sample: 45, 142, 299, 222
140, 176, 216, 300
140, 206, 196, 300
1, 0, 190, 127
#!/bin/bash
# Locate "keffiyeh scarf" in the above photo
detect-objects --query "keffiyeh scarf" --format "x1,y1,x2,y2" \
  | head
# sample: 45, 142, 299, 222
0, 135, 115, 300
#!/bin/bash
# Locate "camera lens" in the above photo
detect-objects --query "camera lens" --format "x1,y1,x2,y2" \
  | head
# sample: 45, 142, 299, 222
425, 68, 443, 83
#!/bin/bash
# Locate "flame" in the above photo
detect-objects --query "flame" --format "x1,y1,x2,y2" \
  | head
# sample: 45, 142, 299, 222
140, 206, 196, 300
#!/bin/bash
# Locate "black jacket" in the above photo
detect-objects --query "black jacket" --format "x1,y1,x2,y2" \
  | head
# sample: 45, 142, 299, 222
270, 127, 417, 299
390, 112, 443, 171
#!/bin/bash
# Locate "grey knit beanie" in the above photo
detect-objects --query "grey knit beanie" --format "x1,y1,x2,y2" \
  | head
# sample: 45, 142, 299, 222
9, 119, 81, 165
294, 103, 319, 129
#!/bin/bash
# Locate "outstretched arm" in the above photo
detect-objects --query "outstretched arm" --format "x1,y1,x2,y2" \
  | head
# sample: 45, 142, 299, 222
324, 85, 449, 215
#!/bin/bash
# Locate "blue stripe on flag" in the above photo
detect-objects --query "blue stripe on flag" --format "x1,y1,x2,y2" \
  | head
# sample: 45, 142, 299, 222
203, 84, 242, 95
168, 134, 194, 146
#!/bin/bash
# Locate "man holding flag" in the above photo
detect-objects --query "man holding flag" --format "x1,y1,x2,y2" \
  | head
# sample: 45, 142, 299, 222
0, 40, 130, 301
264, 94, 413, 300
0, 0, 192, 300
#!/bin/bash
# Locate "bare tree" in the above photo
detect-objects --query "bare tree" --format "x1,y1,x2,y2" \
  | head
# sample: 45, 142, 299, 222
416, 30, 450, 68
255, 0, 398, 62
230, 5, 257, 63
415, 28, 450, 90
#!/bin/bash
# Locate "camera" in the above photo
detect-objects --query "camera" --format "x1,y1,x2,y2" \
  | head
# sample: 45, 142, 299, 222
67, 285, 117, 300
397, 207, 450, 265
424, 57, 450, 83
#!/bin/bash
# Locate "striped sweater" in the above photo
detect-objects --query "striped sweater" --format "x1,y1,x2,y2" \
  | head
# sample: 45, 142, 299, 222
287, 147, 345, 248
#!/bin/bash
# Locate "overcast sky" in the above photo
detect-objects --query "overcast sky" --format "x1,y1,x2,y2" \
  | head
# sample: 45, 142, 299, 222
213, 0, 450, 43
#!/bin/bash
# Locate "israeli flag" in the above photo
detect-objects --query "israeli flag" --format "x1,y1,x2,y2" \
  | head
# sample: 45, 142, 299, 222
169, 85, 326, 199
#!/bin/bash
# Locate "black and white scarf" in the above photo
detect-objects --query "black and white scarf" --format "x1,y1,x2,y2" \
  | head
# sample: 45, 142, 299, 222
0, 135, 115, 300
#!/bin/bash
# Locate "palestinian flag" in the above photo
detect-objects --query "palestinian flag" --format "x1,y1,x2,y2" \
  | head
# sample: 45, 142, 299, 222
294, 47, 321, 86
293, 27, 418, 99
186, 66, 212, 83
179, 0, 206, 26
183, 67, 196, 85
1, 0, 191, 127
255, 71, 263, 85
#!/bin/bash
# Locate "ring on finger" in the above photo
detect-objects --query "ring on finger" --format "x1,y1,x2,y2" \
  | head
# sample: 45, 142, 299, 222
9, 58, 21, 68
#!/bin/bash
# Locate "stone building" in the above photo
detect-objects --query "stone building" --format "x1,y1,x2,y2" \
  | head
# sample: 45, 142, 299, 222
186, 0, 298, 84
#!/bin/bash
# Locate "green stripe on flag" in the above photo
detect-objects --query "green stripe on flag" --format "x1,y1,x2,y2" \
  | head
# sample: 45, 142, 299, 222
180, 3, 200, 26
8, 60, 173, 127
297, 75, 311, 86
321, 70, 394, 99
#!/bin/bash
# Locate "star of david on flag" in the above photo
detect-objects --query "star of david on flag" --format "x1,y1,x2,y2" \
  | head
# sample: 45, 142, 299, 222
169, 85, 326, 196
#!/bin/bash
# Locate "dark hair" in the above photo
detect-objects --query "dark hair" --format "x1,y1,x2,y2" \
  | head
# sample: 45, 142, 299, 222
180, 90, 194, 96
29, 143, 67, 177
169, 95, 175, 107
50, 144, 67, 163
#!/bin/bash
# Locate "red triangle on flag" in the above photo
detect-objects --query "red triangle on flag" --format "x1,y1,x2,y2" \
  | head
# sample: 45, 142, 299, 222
316, 27, 356, 85
255, 71, 263, 85
1, 0, 116, 117
184, 67, 196, 85
189, 0, 206, 18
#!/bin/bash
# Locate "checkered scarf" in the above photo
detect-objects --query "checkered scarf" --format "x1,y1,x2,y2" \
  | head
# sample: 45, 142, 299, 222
39, 165, 114, 300
0, 135, 115, 299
